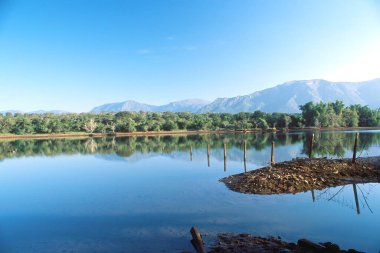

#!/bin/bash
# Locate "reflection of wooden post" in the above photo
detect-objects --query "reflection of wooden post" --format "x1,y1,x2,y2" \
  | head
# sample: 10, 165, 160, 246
190, 227, 206, 253
271, 141, 275, 165
353, 184, 360, 215
190, 146, 193, 161
352, 133, 359, 163
244, 141, 247, 173
309, 133, 314, 159
311, 190, 315, 203
224, 143, 227, 172
207, 144, 211, 167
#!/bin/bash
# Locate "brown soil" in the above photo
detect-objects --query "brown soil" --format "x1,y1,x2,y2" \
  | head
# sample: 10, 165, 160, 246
220, 157, 380, 195
208, 233, 363, 253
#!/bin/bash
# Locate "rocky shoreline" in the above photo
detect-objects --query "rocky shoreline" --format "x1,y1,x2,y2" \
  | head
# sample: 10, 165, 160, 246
220, 157, 380, 195
208, 233, 363, 253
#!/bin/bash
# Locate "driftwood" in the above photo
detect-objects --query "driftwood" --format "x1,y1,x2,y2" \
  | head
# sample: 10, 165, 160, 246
190, 227, 206, 253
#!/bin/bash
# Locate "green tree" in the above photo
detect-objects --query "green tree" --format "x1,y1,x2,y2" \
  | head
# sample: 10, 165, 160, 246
299, 102, 320, 127
342, 108, 359, 127
162, 119, 178, 131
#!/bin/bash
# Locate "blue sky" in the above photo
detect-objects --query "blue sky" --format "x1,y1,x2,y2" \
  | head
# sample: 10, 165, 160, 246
1, 0, 380, 112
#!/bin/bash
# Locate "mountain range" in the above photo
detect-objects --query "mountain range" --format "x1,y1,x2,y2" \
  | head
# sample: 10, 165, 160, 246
2, 78, 380, 115
90, 99, 210, 113
90, 78, 380, 113
0, 110, 68, 115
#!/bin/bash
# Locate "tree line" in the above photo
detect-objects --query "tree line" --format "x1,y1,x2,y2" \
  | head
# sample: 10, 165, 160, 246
0, 101, 379, 135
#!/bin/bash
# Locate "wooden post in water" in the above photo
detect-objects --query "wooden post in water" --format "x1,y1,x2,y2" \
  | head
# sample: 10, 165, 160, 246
271, 141, 275, 165
224, 143, 227, 172
311, 190, 315, 203
190, 146, 193, 161
352, 184, 360, 215
190, 227, 206, 253
352, 133, 359, 164
243, 141, 247, 173
309, 133, 315, 159
207, 144, 211, 167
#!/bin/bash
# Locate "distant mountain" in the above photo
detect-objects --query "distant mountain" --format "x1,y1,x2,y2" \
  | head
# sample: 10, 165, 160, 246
91, 101, 155, 113
156, 99, 210, 112
0, 110, 69, 115
4, 79, 380, 115
198, 78, 380, 113
0, 110, 23, 115
28, 110, 69, 115
91, 99, 210, 113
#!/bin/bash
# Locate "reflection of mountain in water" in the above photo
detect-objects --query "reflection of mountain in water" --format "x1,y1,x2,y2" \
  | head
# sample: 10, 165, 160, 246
95, 153, 158, 163
1, 131, 380, 163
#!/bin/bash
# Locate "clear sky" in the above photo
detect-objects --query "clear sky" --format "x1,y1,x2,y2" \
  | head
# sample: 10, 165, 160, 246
1, 0, 380, 112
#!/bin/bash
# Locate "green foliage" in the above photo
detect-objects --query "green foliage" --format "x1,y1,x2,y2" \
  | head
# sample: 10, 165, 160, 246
342, 108, 359, 127
299, 100, 379, 128
0, 101, 379, 135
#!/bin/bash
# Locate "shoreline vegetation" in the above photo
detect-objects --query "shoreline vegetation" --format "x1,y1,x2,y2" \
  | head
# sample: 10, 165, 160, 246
0, 101, 379, 139
0, 127, 380, 140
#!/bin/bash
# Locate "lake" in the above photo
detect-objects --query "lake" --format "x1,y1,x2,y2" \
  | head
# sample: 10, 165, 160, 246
0, 130, 379, 252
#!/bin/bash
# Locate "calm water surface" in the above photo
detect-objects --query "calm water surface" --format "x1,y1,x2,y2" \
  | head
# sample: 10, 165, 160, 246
0, 131, 379, 252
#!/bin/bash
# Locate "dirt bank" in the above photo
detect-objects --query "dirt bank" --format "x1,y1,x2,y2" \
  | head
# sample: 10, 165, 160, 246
220, 157, 380, 195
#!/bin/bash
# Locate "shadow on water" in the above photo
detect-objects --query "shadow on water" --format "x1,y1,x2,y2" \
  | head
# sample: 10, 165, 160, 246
311, 183, 377, 215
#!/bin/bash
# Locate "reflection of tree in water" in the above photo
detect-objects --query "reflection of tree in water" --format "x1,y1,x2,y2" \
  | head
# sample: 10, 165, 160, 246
84, 138, 98, 153
0, 131, 379, 161
314, 183, 377, 214
301, 132, 380, 158
248, 133, 304, 151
